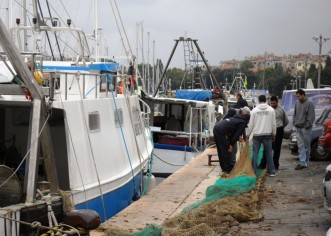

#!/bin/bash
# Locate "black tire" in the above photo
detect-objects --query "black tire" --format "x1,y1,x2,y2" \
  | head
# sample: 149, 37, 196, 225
311, 140, 330, 161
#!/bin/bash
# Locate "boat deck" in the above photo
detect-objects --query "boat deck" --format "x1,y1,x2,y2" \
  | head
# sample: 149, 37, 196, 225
90, 148, 219, 235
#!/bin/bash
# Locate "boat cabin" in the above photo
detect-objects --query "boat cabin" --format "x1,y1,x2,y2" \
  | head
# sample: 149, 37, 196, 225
145, 97, 215, 150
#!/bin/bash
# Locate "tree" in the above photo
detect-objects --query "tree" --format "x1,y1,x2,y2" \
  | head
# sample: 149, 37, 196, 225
165, 67, 185, 90
240, 60, 254, 76
321, 56, 331, 86
307, 63, 318, 87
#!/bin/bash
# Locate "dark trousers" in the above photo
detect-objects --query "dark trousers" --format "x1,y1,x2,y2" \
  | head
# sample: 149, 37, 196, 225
214, 131, 234, 172
273, 127, 284, 169
259, 127, 284, 169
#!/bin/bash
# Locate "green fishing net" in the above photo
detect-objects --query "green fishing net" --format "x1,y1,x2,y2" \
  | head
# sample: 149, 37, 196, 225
105, 143, 265, 236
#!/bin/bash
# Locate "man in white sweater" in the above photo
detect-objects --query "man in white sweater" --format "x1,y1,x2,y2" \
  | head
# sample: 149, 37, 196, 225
247, 95, 277, 176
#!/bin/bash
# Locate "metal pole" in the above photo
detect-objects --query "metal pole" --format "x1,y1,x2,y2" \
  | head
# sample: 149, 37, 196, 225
192, 40, 222, 94
147, 32, 150, 95
152, 40, 155, 95
318, 36, 322, 88
153, 40, 180, 97
313, 34, 330, 88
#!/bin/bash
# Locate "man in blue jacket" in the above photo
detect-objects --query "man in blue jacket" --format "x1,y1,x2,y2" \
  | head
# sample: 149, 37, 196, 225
213, 106, 250, 173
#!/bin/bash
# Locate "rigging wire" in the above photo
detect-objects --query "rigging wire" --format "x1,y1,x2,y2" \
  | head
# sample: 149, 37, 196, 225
45, 0, 63, 61
121, 78, 152, 198
109, 76, 138, 196
37, 0, 56, 60
113, 0, 133, 56
108, 0, 129, 60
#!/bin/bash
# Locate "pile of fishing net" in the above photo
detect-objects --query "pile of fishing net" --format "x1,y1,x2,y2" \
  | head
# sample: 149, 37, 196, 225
102, 142, 266, 236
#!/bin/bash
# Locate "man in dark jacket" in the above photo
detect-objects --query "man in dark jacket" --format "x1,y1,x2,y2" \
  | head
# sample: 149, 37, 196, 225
234, 93, 248, 108
213, 106, 250, 173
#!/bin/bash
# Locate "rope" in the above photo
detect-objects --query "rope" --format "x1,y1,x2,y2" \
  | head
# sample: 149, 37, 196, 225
0, 215, 80, 235
120, 76, 151, 198
123, 88, 144, 197
76, 73, 107, 221
153, 153, 185, 167
103, 65, 153, 198
84, 74, 106, 97
110, 77, 137, 195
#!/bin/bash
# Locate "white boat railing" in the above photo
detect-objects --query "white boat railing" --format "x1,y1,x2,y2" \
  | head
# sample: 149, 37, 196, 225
43, 71, 151, 125
138, 97, 151, 129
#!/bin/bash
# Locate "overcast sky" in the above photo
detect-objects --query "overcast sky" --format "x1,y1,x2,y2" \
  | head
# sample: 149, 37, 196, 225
2, 0, 331, 68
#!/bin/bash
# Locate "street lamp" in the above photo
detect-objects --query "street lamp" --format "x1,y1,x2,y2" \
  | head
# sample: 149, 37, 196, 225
296, 74, 301, 89
312, 34, 330, 88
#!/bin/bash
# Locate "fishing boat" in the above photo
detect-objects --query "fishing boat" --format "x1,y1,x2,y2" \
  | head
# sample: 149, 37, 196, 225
145, 95, 215, 176
0, 3, 152, 235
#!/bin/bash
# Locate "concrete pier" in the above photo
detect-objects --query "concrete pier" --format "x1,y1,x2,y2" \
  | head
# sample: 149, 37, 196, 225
91, 141, 331, 235
91, 147, 219, 235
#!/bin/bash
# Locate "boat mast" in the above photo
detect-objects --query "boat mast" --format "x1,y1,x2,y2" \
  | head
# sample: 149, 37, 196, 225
22, 0, 28, 52
147, 31, 150, 94
94, 0, 100, 62
8, 0, 12, 28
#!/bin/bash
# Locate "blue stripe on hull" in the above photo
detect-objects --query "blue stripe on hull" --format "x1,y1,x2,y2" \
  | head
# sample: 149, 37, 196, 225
154, 143, 193, 152
75, 173, 142, 222
42, 62, 119, 72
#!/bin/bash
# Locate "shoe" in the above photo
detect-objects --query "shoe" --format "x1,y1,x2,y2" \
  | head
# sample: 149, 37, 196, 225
295, 164, 306, 170
269, 173, 276, 177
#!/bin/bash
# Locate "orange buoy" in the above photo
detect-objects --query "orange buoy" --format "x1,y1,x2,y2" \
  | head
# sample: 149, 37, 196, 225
33, 70, 44, 85
119, 81, 123, 94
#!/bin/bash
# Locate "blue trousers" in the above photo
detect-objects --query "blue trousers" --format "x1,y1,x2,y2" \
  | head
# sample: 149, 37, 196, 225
252, 135, 275, 174
296, 127, 312, 167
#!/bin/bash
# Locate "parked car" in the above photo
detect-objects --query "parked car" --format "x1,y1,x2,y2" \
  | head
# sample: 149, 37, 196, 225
323, 164, 331, 214
282, 88, 331, 139
288, 108, 331, 161
318, 119, 331, 159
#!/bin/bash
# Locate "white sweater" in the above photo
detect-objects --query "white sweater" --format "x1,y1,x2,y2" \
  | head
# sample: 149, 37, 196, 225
247, 103, 276, 137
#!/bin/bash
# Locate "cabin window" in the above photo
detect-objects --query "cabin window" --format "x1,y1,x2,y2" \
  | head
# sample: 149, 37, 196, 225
100, 74, 114, 92
114, 109, 124, 128
132, 106, 143, 135
89, 112, 100, 132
